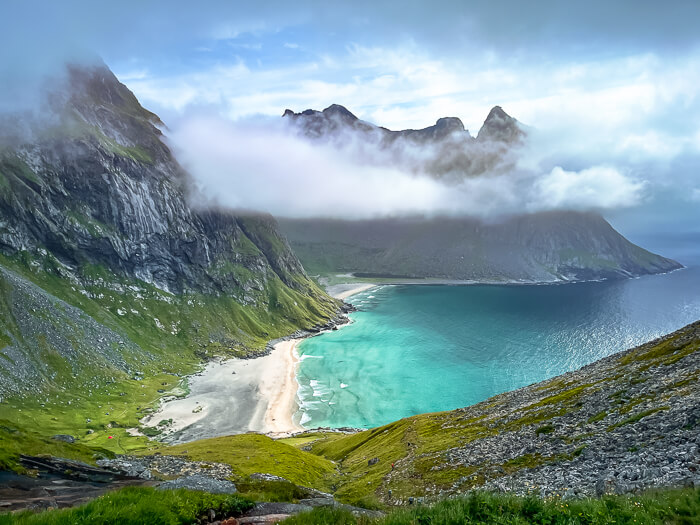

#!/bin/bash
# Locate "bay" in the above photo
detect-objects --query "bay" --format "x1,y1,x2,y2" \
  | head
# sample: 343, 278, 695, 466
295, 266, 700, 429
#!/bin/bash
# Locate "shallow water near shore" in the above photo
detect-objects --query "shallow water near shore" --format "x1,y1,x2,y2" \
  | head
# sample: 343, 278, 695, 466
296, 266, 700, 429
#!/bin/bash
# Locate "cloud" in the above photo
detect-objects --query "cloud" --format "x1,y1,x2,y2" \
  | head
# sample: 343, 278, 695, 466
168, 114, 647, 219
531, 166, 647, 211
2, 0, 698, 231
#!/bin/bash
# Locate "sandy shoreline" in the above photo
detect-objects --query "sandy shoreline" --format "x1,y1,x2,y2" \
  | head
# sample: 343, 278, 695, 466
261, 339, 304, 437
326, 282, 377, 300
143, 282, 372, 443
142, 338, 304, 443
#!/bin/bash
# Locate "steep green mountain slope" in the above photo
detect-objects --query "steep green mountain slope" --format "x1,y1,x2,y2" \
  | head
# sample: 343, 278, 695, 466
279, 105, 681, 282
0, 63, 339, 446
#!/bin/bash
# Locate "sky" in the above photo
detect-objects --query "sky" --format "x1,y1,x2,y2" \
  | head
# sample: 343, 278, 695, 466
2, 0, 699, 256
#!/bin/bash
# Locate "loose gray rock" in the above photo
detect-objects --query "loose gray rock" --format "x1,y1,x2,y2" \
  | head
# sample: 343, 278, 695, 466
157, 474, 237, 494
51, 435, 76, 443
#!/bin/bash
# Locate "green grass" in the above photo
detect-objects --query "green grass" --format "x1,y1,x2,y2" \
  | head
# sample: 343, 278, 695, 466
0, 419, 115, 473
150, 434, 338, 490
619, 335, 699, 368
607, 407, 670, 432
535, 424, 555, 435
301, 413, 496, 504
282, 488, 700, 525
235, 478, 323, 503
529, 385, 591, 408
587, 410, 607, 424
0, 486, 253, 525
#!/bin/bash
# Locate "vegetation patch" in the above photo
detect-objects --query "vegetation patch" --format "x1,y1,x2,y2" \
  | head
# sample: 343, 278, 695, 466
0, 486, 253, 525
0, 419, 114, 473
151, 434, 338, 490
530, 384, 590, 409
283, 488, 700, 525
587, 410, 607, 424
619, 335, 699, 368
535, 424, 555, 435
607, 407, 670, 432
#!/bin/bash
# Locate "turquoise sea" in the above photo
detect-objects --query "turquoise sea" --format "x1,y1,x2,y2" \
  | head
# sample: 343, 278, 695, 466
295, 266, 700, 429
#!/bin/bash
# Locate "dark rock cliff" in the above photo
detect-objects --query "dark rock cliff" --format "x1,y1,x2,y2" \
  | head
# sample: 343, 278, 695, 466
0, 64, 313, 299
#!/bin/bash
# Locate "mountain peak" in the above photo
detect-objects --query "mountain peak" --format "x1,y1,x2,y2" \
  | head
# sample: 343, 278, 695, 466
477, 106, 524, 143
484, 105, 509, 122
434, 117, 466, 133
322, 104, 358, 120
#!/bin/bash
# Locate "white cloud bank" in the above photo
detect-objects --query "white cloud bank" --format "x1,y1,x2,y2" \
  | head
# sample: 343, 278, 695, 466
169, 115, 646, 219
532, 166, 647, 211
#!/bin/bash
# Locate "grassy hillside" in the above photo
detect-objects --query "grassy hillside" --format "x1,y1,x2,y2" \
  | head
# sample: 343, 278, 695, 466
0, 251, 339, 458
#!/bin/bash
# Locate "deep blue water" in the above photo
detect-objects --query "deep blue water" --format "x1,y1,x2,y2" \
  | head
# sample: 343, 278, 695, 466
295, 266, 700, 429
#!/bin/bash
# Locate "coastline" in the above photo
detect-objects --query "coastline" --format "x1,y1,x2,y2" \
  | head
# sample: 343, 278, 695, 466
142, 339, 305, 443
142, 283, 372, 443
140, 271, 693, 443
326, 282, 377, 300
262, 339, 304, 437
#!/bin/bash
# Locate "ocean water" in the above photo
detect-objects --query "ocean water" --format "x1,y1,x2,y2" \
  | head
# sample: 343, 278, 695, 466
295, 267, 700, 429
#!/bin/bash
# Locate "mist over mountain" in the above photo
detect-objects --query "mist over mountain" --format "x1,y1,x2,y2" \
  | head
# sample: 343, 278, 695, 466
169, 104, 646, 220
274, 105, 680, 282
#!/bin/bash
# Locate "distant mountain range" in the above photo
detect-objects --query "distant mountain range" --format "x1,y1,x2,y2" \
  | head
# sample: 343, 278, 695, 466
279, 105, 681, 282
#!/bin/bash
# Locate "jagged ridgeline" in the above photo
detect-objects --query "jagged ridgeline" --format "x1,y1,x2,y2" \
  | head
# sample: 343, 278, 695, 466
0, 63, 339, 400
280, 105, 681, 282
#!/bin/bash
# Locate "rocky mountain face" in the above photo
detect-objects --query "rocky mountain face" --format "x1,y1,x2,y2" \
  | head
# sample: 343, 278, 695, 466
1, 65, 312, 297
0, 63, 338, 398
280, 105, 680, 282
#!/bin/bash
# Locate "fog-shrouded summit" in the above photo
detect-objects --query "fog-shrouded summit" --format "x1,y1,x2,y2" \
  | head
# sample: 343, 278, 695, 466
283, 104, 525, 184
283, 102, 523, 144
477, 105, 525, 143
0, 62, 340, 398
171, 100, 647, 218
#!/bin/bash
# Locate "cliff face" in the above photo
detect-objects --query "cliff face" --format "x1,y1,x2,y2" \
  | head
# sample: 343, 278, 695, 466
0, 64, 338, 398
280, 105, 681, 282
0, 65, 310, 299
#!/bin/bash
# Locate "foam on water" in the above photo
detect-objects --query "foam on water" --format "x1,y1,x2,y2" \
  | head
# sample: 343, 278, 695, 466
295, 267, 700, 429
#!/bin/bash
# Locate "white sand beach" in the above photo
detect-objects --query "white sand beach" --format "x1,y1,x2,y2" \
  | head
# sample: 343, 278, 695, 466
261, 339, 304, 437
327, 282, 376, 300
142, 338, 304, 443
